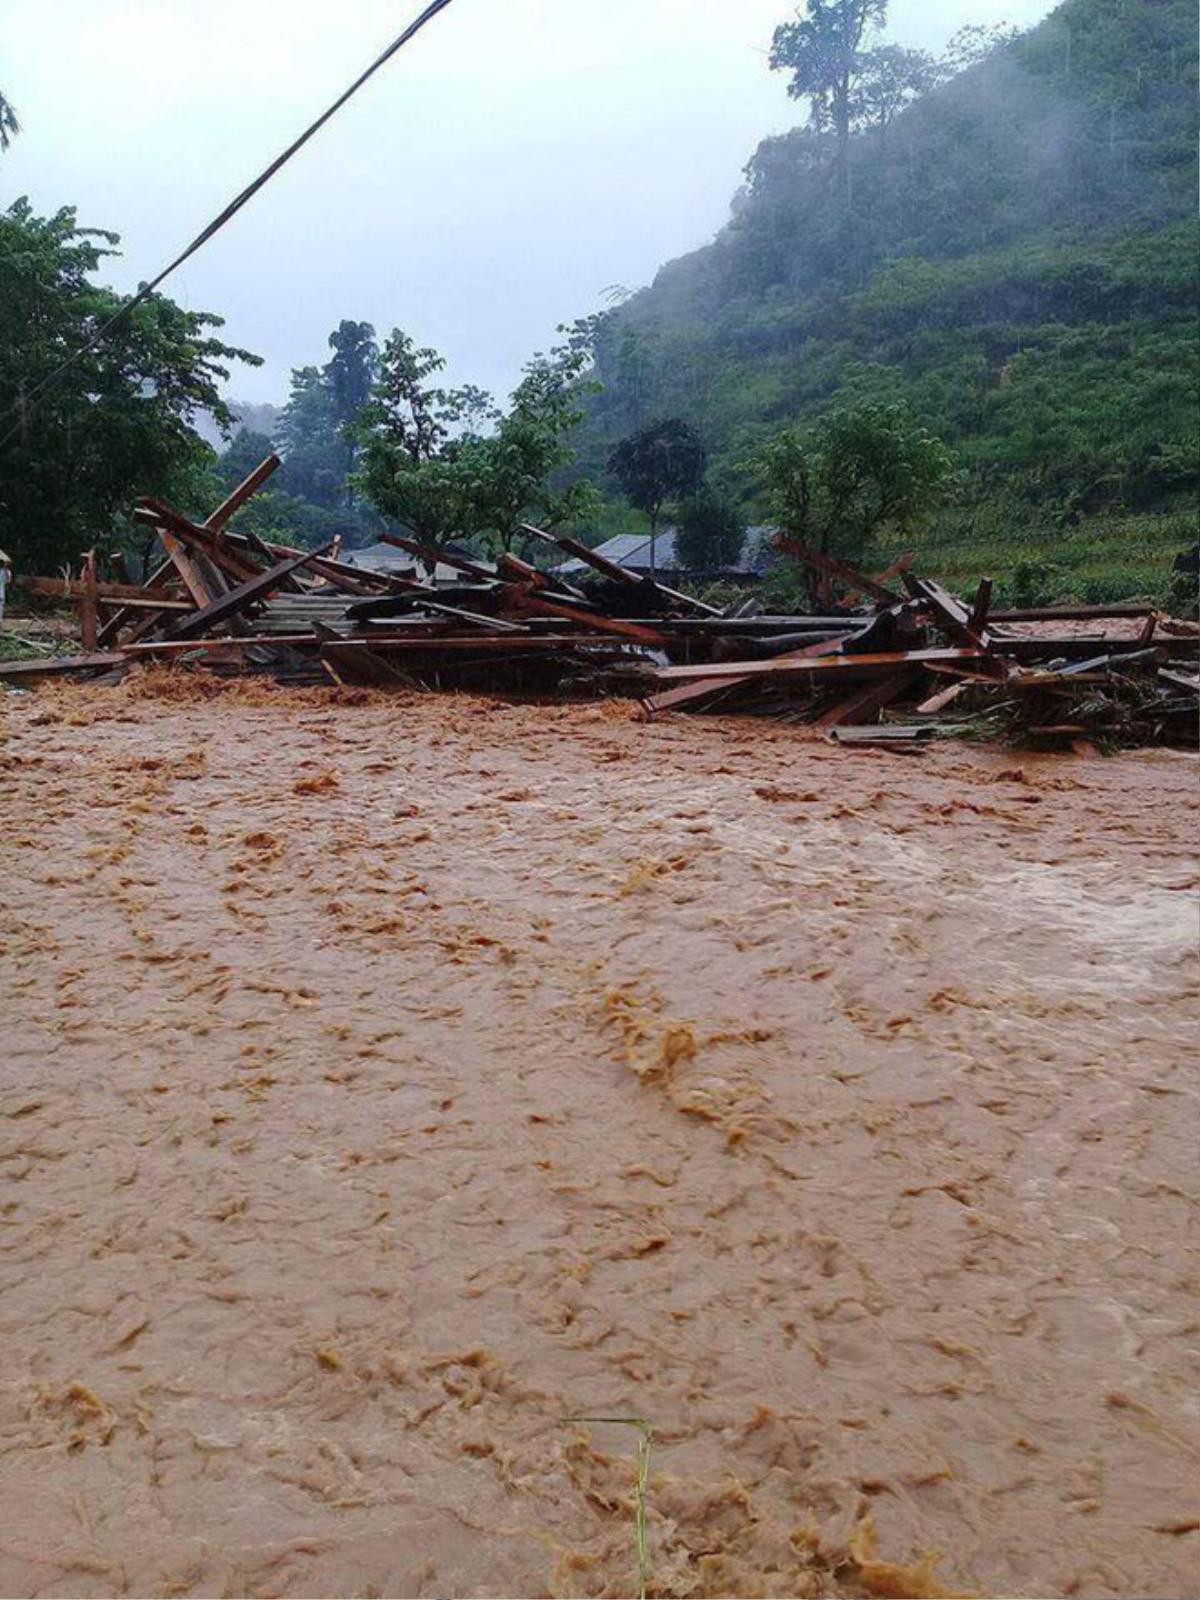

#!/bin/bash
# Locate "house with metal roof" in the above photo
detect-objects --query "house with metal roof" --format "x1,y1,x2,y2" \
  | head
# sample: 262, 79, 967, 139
554, 526, 777, 581
345, 540, 495, 586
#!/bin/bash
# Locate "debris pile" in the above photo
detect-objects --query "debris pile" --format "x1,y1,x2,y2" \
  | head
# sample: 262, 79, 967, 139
5, 454, 1197, 749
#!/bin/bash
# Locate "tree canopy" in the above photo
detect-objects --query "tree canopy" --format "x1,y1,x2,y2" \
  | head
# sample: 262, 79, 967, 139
0, 199, 258, 572
0, 88, 18, 151
770, 0, 888, 202
757, 400, 953, 587
674, 490, 746, 573
353, 323, 599, 556
607, 418, 707, 538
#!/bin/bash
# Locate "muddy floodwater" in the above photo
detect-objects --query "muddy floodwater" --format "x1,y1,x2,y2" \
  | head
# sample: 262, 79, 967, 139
1, 676, 1197, 1599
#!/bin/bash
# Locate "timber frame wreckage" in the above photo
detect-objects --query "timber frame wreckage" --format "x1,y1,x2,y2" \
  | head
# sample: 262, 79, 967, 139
4, 453, 1198, 749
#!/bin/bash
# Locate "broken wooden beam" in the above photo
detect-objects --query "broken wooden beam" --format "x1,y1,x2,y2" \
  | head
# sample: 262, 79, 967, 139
968, 576, 993, 636
206, 453, 282, 533
520, 523, 723, 617
0, 651, 127, 681
22, 574, 189, 607
904, 574, 996, 652
641, 633, 855, 716
647, 647, 985, 685
773, 536, 901, 607
379, 533, 496, 584
167, 545, 332, 641
503, 586, 669, 647
814, 667, 922, 730
79, 550, 99, 651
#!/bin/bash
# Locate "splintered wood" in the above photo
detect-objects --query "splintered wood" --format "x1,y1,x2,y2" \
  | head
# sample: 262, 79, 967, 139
5, 462, 1198, 749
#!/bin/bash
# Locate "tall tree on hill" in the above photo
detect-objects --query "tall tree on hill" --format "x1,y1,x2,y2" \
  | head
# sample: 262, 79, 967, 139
0, 89, 18, 151
770, 0, 887, 205
325, 319, 378, 502
607, 418, 707, 576
276, 364, 343, 508
854, 44, 939, 149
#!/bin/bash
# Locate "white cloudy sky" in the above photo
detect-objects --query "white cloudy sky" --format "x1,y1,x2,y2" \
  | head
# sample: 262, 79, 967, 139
1, 0, 1052, 407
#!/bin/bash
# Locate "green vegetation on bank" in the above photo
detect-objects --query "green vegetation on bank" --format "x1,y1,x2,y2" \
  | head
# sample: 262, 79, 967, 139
575, 0, 1199, 603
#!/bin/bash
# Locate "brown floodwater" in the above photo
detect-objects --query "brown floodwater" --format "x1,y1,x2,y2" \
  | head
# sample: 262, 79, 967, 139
1, 673, 1197, 1599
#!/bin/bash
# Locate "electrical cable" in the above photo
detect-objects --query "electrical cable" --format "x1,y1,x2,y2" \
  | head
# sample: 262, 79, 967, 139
0, 0, 458, 447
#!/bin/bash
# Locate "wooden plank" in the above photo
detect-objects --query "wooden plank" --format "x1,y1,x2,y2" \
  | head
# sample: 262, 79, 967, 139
815, 668, 921, 730
498, 550, 589, 601
905, 574, 995, 651
380, 532, 496, 584
158, 528, 222, 608
120, 633, 627, 658
22, 574, 190, 606
774, 536, 901, 606
168, 545, 332, 641
991, 603, 1156, 622
520, 523, 723, 617
136, 501, 260, 585
79, 551, 99, 650
1000, 635, 1195, 660
503, 586, 668, 647
97, 595, 193, 612
96, 554, 180, 647
206, 454, 281, 532
210, 527, 396, 593
241, 525, 305, 593
872, 551, 915, 586
417, 600, 526, 633
0, 651, 126, 680
968, 576, 993, 636
917, 680, 971, 715
312, 621, 413, 687
649, 647, 984, 685
641, 633, 853, 717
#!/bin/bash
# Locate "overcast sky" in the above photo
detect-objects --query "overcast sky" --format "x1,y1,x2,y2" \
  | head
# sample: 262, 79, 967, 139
1, 0, 1052, 409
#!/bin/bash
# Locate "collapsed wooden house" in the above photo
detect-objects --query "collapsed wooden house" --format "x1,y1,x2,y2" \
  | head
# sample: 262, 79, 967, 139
4, 453, 1198, 750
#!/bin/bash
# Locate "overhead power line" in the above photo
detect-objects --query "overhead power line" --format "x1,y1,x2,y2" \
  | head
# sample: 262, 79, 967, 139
0, 0, 458, 447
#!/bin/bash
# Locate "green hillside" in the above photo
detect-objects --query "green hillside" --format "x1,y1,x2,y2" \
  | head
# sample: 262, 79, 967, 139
577, 0, 1199, 605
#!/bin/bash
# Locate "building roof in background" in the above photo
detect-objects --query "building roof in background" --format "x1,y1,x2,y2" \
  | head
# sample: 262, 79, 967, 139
343, 542, 412, 572
346, 540, 495, 586
556, 527, 777, 577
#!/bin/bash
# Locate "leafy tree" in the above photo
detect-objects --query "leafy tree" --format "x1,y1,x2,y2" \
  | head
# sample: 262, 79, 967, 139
325, 320, 378, 427
940, 22, 1020, 74
274, 323, 379, 513
216, 427, 276, 490
0, 89, 18, 151
607, 418, 707, 572
674, 490, 746, 572
770, 0, 888, 204
324, 319, 377, 497
462, 334, 600, 554
276, 364, 344, 508
355, 324, 601, 557
757, 401, 952, 599
854, 44, 939, 146
352, 329, 496, 547
0, 199, 259, 572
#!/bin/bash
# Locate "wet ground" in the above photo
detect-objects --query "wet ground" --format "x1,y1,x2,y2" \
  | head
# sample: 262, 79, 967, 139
1, 674, 1197, 1599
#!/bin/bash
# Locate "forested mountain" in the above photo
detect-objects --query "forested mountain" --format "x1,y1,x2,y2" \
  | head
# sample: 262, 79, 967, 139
578, 0, 1198, 600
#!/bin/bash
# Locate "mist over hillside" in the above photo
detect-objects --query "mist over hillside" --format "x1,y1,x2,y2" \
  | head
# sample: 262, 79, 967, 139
576, 0, 1198, 599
